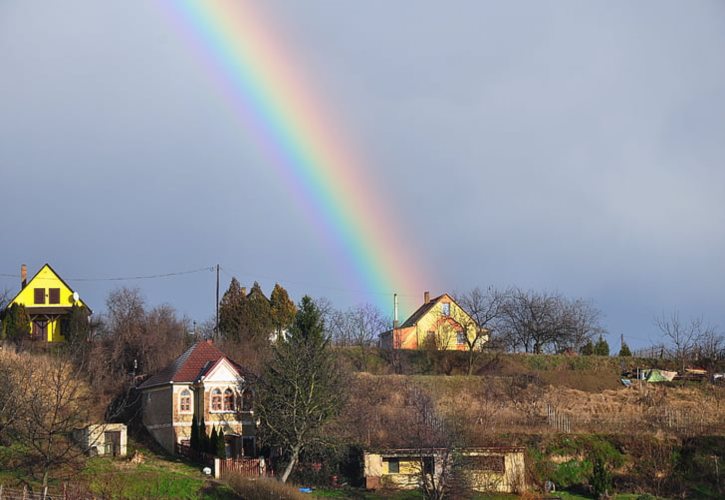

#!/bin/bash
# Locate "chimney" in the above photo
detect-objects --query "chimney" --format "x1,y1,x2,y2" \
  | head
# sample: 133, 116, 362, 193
424, 291, 430, 304
21, 264, 27, 288
393, 293, 399, 329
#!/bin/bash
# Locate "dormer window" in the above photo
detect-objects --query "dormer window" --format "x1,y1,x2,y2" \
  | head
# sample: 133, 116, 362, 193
179, 389, 192, 412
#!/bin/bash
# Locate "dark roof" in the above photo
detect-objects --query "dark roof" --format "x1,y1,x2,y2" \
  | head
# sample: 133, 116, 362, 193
400, 294, 445, 328
139, 340, 250, 390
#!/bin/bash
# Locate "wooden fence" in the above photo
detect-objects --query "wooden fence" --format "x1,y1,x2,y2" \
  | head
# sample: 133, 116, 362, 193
0, 485, 80, 500
218, 457, 272, 478
546, 403, 572, 433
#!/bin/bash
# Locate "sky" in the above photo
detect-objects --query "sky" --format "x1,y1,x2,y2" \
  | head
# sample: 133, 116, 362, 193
1, 1, 724, 349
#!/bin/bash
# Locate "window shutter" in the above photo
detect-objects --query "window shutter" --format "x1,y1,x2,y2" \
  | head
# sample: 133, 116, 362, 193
49, 288, 61, 304
34, 288, 46, 304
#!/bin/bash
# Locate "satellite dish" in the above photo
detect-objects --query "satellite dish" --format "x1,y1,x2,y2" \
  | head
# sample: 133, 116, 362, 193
72, 291, 80, 302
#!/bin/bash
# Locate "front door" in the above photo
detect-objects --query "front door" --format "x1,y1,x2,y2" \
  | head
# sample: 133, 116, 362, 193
32, 320, 48, 341
104, 431, 121, 457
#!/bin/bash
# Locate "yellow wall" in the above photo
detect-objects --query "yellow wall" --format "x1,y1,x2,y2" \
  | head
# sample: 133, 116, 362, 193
397, 294, 486, 350
9, 264, 87, 342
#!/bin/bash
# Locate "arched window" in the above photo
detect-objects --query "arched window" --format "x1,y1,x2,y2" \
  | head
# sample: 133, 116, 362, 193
223, 388, 235, 411
241, 389, 253, 412
211, 388, 222, 411
180, 389, 192, 412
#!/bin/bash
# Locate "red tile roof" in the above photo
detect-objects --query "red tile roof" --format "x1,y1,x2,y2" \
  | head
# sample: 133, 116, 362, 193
139, 340, 248, 389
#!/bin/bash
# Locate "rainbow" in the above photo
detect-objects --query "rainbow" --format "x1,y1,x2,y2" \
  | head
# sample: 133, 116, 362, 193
160, 0, 428, 313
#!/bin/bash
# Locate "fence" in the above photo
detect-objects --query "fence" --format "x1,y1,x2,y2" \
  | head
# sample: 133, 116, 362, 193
175, 442, 215, 466
546, 403, 572, 433
0, 485, 80, 500
218, 457, 272, 478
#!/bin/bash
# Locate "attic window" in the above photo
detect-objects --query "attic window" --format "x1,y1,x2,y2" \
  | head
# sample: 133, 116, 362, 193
441, 303, 450, 316
49, 288, 60, 304
34, 288, 45, 304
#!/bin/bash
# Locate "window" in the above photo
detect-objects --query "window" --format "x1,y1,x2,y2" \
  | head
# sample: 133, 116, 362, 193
48, 288, 60, 304
223, 388, 235, 411
462, 455, 505, 474
457, 331, 466, 345
441, 303, 450, 316
211, 389, 222, 411
34, 288, 45, 304
423, 456, 434, 475
180, 389, 192, 412
386, 458, 399, 474
241, 390, 253, 411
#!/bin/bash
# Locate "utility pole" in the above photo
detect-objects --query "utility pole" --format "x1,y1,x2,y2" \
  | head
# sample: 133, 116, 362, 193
215, 264, 220, 340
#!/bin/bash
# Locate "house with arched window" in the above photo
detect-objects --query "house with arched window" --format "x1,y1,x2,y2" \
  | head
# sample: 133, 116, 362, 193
139, 339, 256, 457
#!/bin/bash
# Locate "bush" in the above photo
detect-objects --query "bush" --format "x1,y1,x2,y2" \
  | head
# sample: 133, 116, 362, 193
226, 474, 307, 499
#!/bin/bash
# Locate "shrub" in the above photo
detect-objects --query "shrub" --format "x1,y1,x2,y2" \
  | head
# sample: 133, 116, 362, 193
226, 474, 307, 499
590, 457, 612, 498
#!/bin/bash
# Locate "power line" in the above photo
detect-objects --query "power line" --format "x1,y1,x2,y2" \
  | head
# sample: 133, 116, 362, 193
0, 266, 215, 282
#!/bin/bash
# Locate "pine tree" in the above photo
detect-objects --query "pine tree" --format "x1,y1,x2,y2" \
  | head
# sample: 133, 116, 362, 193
256, 296, 347, 483
594, 335, 610, 356
190, 415, 199, 451
270, 283, 296, 341
241, 282, 274, 343
218, 278, 246, 340
199, 416, 208, 453
216, 428, 226, 458
580, 339, 594, 356
209, 426, 218, 454
618, 341, 632, 357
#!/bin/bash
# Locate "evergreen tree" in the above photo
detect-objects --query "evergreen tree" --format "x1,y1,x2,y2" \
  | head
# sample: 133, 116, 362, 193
216, 428, 226, 458
594, 335, 610, 356
1, 303, 30, 342
590, 457, 612, 498
256, 296, 348, 483
61, 304, 90, 345
199, 416, 208, 453
209, 426, 218, 454
580, 339, 594, 356
218, 278, 246, 340
618, 341, 632, 357
240, 282, 274, 343
270, 283, 296, 341
190, 415, 199, 451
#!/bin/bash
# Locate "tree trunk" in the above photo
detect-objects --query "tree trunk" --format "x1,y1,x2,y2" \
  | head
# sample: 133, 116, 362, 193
280, 446, 300, 483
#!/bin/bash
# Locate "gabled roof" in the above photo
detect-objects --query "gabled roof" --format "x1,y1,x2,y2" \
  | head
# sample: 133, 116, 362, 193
400, 294, 446, 328
139, 340, 250, 390
5, 263, 92, 314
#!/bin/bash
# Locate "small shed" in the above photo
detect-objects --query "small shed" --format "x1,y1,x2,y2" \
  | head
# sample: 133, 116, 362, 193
73, 423, 127, 457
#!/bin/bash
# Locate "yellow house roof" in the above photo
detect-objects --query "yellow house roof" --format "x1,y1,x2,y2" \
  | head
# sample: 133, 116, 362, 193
6, 263, 91, 314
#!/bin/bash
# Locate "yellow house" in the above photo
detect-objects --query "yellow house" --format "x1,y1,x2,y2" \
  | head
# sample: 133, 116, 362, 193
380, 292, 485, 350
364, 447, 526, 493
3, 263, 91, 342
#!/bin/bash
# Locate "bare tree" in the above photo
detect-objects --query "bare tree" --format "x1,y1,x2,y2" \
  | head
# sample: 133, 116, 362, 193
500, 289, 605, 354
456, 287, 506, 375
13, 353, 93, 490
328, 303, 388, 370
0, 350, 29, 444
655, 311, 716, 371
